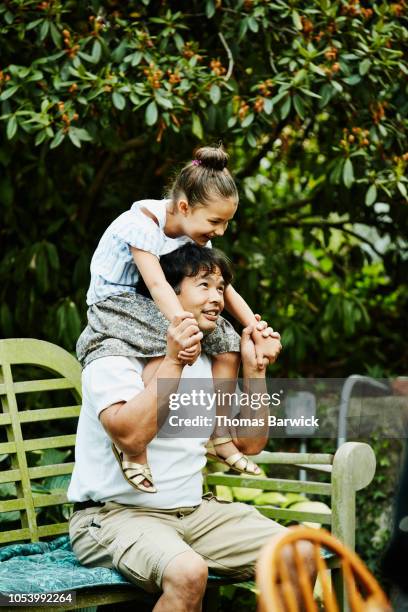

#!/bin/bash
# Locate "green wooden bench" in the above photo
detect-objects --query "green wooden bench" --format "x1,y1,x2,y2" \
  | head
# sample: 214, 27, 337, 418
0, 339, 377, 611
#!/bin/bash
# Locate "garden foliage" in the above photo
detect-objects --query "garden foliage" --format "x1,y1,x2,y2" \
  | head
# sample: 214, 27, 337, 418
1, 0, 407, 376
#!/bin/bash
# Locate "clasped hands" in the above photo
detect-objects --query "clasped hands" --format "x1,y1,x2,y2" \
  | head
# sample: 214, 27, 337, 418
168, 312, 282, 370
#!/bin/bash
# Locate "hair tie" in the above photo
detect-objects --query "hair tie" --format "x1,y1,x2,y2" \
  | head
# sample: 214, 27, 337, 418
192, 159, 202, 166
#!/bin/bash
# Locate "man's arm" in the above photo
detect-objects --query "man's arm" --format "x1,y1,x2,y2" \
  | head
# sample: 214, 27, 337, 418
230, 325, 279, 455
99, 315, 202, 456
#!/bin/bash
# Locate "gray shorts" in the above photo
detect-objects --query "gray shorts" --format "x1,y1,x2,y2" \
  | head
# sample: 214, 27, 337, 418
76, 292, 241, 368
69, 493, 286, 593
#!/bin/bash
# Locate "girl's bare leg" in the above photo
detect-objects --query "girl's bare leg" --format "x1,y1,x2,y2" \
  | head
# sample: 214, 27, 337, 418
121, 357, 165, 489
210, 352, 261, 473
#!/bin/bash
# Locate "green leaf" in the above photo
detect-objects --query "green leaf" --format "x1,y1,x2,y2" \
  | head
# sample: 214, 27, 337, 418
343, 74, 361, 86
155, 94, 173, 109
248, 17, 259, 33
112, 91, 126, 110
359, 59, 371, 76
34, 130, 46, 146
264, 98, 273, 114
331, 80, 343, 93
343, 158, 354, 188
35, 248, 49, 292
145, 100, 158, 126
319, 84, 333, 108
397, 182, 407, 199
280, 96, 291, 119
192, 113, 203, 139
365, 184, 377, 206
92, 39, 102, 63
66, 300, 81, 343
209, 84, 221, 104
50, 22, 61, 47
111, 40, 128, 63
45, 242, 60, 270
6, 116, 17, 140
241, 113, 254, 128
292, 10, 302, 30
40, 20, 49, 41
50, 129, 65, 149
0, 85, 19, 101
206, 0, 215, 18
247, 131, 257, 147
68, 129, 81, 148
131, 51, 143, 66
293, 95, 305, 119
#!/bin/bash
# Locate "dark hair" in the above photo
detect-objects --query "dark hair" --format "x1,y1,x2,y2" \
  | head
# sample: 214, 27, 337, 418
167, 144, 239, 209
137, 244, 233, 297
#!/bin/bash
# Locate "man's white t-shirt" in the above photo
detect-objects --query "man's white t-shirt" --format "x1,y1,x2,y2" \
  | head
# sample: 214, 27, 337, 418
67, 354, 213, 509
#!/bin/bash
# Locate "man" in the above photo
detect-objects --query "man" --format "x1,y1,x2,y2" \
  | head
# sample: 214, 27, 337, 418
68, 244, 310, 611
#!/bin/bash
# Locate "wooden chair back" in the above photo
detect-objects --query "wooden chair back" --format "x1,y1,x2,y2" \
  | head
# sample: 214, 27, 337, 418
0, 339, 82, 544
256, 526, 390, 612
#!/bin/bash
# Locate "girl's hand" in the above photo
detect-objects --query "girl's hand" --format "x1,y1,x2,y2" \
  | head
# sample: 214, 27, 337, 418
254, 314, 281, 340
166, 314, 203, 364
177, 341, 202, 366
252, 332, 282, 368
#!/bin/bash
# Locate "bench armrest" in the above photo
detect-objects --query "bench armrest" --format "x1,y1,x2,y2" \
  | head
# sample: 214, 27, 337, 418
331, 441, 376, 549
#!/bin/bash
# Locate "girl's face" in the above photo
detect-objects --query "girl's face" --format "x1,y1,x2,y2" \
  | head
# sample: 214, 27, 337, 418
179, 196, 238, 246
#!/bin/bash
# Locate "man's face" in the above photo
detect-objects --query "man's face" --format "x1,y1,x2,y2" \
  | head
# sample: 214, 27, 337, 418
177, 266, 225, 332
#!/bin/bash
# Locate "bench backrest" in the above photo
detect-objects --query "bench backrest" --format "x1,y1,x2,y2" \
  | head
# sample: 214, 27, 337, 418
0, 339, 81, 544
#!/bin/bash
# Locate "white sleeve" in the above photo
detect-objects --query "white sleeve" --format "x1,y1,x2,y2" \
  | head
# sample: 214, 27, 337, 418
112, 209, 163, 257
82, 356, 145, 417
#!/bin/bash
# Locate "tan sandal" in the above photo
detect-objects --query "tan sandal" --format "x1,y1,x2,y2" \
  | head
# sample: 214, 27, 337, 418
206, 437, 262, 476
112, 444, 157, 493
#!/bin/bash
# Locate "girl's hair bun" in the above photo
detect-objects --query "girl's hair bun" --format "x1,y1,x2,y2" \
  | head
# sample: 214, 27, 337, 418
194, 145, 228, 171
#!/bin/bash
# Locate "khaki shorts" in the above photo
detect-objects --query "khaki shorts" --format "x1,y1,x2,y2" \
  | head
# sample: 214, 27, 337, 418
69, 492, 286, 593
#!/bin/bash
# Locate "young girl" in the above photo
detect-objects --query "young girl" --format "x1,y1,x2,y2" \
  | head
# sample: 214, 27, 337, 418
77, 145, 281, 493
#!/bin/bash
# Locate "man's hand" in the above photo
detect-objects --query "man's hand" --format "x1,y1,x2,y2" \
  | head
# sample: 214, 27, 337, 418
251, 314, 282, 369
166, 313, 203, 365
241, 325, 269, 375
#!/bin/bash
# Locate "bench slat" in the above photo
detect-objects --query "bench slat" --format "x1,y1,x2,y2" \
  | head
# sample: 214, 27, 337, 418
0, 441, 16, 454
0, 528, 32, 544
37, 523, 69, 538
0, 412, 11, 425
19, 407, 81, 423
0, 378, 75, 395
29, 463, 74, 479
0, 468, 21, 484
206, 474, 332, 496
255, 505, 332, 525
0, 498, 26, 512
33, 494, 70, 508
24, 435, 76, 451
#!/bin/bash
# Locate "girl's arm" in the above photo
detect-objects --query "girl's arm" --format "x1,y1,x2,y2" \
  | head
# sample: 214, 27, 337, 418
132, 247, 187, 321
224, 284, 258, 327
224, 284, 282, 369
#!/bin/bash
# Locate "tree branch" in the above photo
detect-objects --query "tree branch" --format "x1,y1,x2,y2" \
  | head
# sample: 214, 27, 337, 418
218, 32, 234, 81
79, 136, 147, 226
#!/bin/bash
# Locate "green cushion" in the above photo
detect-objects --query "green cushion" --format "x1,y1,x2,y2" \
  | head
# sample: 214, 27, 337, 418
0, 535, 239, 594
